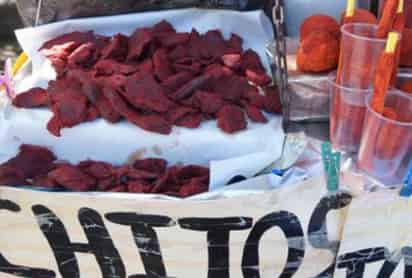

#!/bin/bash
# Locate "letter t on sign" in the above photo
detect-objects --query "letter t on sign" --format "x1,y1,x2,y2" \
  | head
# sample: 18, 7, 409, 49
179, 217, 253, 278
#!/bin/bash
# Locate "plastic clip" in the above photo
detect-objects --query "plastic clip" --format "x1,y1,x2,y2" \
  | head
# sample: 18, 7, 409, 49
321, 142, 341, 192
400, 161, 412, 197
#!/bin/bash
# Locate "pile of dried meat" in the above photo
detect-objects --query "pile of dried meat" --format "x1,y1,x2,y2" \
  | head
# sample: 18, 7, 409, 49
13, 20, 280, 136
0, 144, 209, 197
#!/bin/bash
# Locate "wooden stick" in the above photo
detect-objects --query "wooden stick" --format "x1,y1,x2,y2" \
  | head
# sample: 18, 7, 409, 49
377, 0, 399, 38
371, 32, 399, 114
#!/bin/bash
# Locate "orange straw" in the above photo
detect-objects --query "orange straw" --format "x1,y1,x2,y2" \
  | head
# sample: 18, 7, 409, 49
371, 32, 399, 114
376, 0, 399, 38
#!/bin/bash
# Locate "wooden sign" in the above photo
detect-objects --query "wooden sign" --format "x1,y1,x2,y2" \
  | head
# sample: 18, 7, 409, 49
335, 189, 411, 278
0, 177, 352, 278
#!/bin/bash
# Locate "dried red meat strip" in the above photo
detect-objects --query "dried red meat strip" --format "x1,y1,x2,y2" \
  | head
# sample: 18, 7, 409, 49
241, 49, 266, 73
31, 174, 58, 188
78, 160, 114, 179
67, 42, 95, 68
175, 113, 202, 129
0, 166, 25, 186
127, 168, 158, 180
133, 158, 167, 175
47, 115, 63, 136
245, 69, 272, 86
243, 87, 265, 109
123, 74, 174, 112
195, 90, 225, 115
39, 31, 96, 54
153, 20, 176, 33
13, 87, 49, 108
167, 106, 197, 124
217, 105, 247, 133
136, 58, 154, 74
94, 74, 128, 89
127, 179, 153, 193
156, 32, 190, 48
81, 79, 121, 123
151, 166, 179, 193
102, 87, 172, 134
0, 144, 209, 197
86, 106, 100, 121
177, 165, 209, 181
101, 33, 129, 61
222, 54, 241, 70
153, 49, 174, 81
204, 63, 233, 78
162, 71, 194, 93
227, 34, 243, 54
94, 59, 139, 75
173, 57, 202, 74
212, 75, 250, 102
168, 45, 188, 61
179, 176, 209, 197
49, 164, 96, 191
1, 145, 56, 180
127, 28, 153, 60
263, 86, 282, 114
171, 74, 212, 100
50, 89, 89, 128
246, 105, 268, 123
203, 30, 227, 58
108, 185, 127, 192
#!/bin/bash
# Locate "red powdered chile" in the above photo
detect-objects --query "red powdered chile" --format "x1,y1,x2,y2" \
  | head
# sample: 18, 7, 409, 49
300, 14, 340, 41
297, 31, 339, 73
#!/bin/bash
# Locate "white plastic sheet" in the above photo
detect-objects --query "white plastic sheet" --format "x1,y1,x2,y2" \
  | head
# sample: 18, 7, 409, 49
0, 9, 284, 190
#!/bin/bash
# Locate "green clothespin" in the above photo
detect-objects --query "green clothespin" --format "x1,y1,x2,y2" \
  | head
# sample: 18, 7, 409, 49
321, 142, 332, 173
328, 152, 341, 192
321, 142, 341, 192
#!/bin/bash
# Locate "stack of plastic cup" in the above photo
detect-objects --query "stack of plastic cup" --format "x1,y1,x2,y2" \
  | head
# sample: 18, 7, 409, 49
328, 73, 372, 152
358, 91, 412, 184
329, 23, 387, 152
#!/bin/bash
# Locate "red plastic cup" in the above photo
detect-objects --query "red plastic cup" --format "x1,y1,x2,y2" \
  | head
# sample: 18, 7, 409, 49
358, 90, 412, 185
329, 72, 372, 153
338, 23, 387, 89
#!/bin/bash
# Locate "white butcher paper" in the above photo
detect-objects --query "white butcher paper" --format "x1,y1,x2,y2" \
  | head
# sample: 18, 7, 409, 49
0, 9, 284, 190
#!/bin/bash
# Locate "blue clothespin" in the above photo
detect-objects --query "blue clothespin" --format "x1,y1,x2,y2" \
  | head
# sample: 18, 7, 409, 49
400, 161, 412, 197
272, 168, 286, 176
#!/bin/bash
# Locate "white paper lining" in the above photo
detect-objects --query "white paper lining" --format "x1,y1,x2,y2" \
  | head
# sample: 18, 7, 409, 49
0, 9, 286, 191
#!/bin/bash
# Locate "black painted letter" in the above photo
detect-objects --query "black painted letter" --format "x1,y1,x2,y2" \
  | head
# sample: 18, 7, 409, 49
337, 247, 388, 278
242, 211, 305, 278
106, 213, 175, 278
377, 247, 412, 277
0, 200, 55, 277
179, 217, 253, 278
32, 205, 125, 278
308, 191, 353, 277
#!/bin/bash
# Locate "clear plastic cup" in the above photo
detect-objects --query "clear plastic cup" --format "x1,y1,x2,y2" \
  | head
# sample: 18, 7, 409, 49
338, 23, 387, 89
329, 72, 372, 153
358, 90, 412, 185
